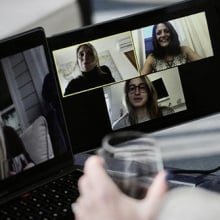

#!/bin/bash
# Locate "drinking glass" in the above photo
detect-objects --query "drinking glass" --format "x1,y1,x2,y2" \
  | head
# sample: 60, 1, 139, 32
97, 131, 163, 199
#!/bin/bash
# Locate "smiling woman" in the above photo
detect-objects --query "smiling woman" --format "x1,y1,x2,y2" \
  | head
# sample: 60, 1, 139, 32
141, 22, 202, 74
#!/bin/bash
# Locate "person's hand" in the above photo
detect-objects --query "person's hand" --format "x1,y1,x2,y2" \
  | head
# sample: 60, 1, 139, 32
72, 155, 167, 220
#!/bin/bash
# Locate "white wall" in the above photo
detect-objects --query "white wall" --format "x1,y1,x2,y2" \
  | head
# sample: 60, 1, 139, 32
92, 32, 138, 79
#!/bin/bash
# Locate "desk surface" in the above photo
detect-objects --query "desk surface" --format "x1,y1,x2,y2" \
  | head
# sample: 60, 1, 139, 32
152, 112, 220, 173
75, 112, 220, 192
75, 112, 220, 174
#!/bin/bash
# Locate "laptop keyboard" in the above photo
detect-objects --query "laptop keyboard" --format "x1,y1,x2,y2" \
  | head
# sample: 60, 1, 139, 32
0, 170, 83, 220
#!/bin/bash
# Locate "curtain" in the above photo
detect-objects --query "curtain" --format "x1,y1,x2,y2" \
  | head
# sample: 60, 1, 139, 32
172, 12, 213, 58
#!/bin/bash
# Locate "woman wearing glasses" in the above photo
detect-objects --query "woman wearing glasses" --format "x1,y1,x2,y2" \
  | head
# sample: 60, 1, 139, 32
113, 75, 174, 130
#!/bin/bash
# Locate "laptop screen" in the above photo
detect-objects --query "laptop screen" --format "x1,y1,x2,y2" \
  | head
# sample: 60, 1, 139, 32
0, 28, 72, 186
48, 0, 220, 154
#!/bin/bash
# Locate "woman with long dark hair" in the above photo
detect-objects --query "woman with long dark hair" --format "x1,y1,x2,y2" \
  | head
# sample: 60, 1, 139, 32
141, 22, 201, 74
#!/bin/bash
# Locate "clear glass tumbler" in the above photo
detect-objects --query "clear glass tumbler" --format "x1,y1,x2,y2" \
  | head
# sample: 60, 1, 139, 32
97, 131, 163, 199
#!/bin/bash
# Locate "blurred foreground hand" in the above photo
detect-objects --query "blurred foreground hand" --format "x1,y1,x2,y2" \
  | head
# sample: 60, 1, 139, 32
72, 155, 167, 220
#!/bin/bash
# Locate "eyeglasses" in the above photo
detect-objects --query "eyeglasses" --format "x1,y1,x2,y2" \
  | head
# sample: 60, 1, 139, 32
127, 84, 147, 94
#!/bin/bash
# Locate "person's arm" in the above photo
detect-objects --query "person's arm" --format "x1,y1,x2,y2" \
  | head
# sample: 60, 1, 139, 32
72, 156, 167, 220
141, 54, 154, 75
181, 46, 202, 62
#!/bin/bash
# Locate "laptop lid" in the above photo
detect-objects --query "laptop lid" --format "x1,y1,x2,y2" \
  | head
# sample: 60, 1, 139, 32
48, 0, 220, 155
0, 27, 73, 201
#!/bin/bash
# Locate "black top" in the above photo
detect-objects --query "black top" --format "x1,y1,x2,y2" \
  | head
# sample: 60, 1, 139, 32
64, 66, 115, 95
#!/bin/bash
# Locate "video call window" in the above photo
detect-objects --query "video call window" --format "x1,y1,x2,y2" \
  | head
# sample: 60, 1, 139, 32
49, 9, 216, 139
132, 11, 214, 75
53, 10, 214, 100
101, 10, 213, 132
47, 3, 220, 154
52, 31, 140, 97
103, 68, 187, 131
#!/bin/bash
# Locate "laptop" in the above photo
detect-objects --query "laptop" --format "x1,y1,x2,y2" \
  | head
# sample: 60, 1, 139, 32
0, 27, 82, 219
48, 0, 220, 154
47, 0, 220, 188
1, 0, 220, 219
